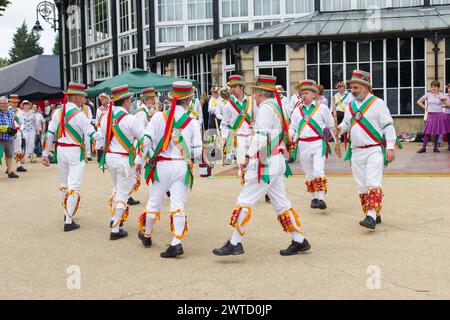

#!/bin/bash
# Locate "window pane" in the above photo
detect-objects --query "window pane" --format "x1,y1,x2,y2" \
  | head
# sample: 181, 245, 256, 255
346, 41, 357, 62
307, 44, 318, 64
446, 60, 450, 86
359, 42, 370, 62
273, 67, 287, 90
273, 45, 286, 61
414, 88, 425, 115
332, 42, 343, 63
319, 42, 330, 63
373, 89, 384, 101
332, 64, 343, 89
386, 62, 398, 88
346, 63, 357, 81
372, 63, 383, 88
414, 61, 425, 87
320, 65, 331, 90
387, 88, 398, 115
359, 63, 370, 73
400, 89, 412, 115
399, 38, 411, 60
259, 44, 272, 62
400, 61, 411, 87
307, 65, 318, 82
259, 67, 272, 76
414, 38, 425, 60
386, 39, 398, 61
372, 40, 383, 61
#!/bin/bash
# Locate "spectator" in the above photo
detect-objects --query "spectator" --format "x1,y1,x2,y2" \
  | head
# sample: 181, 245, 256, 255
18, 100, 38, 163
0, 96, 19, 178
44, 100, 51, 117
32, 104, 45, 157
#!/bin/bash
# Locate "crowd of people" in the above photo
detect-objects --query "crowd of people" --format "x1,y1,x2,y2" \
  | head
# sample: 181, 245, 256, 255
1, 70, 449, 259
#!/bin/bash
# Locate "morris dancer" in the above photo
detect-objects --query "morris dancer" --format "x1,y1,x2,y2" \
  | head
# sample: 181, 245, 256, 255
289, 80, 335, 210
8, 94, 26, 172
221, 75, 254, 181
99, 85, 145, 240
42, 83, 103, 232
135, 88, 158, 129
135, 81, 202, 258
335, 70, 400, 230
94, 93, 110, 164
213, 75, 311, 257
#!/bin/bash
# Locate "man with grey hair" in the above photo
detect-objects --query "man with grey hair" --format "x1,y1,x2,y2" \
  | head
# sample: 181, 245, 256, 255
0, 96, 19, 178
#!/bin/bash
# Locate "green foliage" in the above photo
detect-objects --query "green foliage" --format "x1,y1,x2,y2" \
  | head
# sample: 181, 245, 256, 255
9, 21, 44, 64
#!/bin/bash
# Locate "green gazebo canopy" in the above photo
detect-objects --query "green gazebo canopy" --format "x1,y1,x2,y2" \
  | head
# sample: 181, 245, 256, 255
85, 68, 197, 97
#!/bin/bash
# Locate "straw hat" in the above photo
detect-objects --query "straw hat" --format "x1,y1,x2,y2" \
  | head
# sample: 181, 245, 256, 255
65, 82, 88, 97
252, 75, 277, 92
168, 81, 195, 101
227, 75, 245, 87
297, 80, 319, 94
141, 87, 157, 98
349, 70, 372, 88
111, 85, 134, 102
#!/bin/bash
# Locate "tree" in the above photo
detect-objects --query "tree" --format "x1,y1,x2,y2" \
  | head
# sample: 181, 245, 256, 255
0, 57, 9, 68
9, 22, 44, 64
53, 34, 60, 55
0, 0, 11, 16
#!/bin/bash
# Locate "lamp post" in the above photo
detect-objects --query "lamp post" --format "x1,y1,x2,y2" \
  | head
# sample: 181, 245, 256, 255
32, 0, 60, 33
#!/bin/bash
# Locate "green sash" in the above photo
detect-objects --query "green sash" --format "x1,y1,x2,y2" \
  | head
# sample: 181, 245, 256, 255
56, 107, 86, 162
344, 97, 402, 166
292, 104, 332, 160
225, 97, 252, 153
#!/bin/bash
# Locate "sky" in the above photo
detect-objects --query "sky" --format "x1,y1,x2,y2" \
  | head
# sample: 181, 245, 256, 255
0, 0, 55, 58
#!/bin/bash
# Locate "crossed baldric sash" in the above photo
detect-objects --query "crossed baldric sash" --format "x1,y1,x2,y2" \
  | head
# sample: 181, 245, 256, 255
344, 96, 402, 166
292, 103, 332, 161
225, 96, 252, 154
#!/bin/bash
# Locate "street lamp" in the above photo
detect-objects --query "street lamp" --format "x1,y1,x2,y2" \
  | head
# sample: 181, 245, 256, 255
32, 0, 60, 33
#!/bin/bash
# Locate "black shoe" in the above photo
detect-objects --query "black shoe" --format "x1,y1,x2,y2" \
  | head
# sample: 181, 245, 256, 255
359, 216, 376, 230
265, 194, 271, 203
138, 232, 152, 247
311, 199, 319, 209
287, 157, 295, 164
280, 239, 311, 256
110, 229, 128, 240
8, 172, 19, 178
64, 222, 80, 232
160, 244, 184, 258
109, 220, 124, 228
17, 166, 27, 172
434, 148, 440, 153
212, 241, 244, 256
376, 215, 382, 224
127, 197, 140, 206
166, 191, 171, 198
318, 200, 327, 210
417, 147, 426, 154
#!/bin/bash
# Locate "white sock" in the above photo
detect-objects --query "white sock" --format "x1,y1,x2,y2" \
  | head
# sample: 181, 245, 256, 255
65, 193, 79, 224
60, 190, 68, 223
317, 191, 325, 201
230, 208, 249, 245
111, 207, 124, 233
144, 214, 156, 237
171, 212, 186, 246
311, 192, 318, 200
367, 209, 377, 220
287, 210, 304, 243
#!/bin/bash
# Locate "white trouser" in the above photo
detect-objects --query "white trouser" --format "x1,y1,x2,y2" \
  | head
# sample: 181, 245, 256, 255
237, 155, 291, 214
22, 130, 36, 155
297, 140, 325, 181
13, 131, 22, 154
351, 147, 384, 194
105, 153, 135, 204
57, 146, 86, 224
146, 160, 189, 213
57, 146, 85, 192
235, 135, 251, 165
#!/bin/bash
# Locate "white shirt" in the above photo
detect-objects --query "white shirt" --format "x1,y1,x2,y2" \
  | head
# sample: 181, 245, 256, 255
289, 103, 334, 141
333, 91, 354, 113
189, 97, 203, 123
208, 96, 226, 120
95, 105, 109, 128
99, 106, 145, 155
221, 95, 254, 137
247, 98, 287, 159
134, 104, 151, 129
136, 105, 202, 164
44, 102, 100, 157
289, 93, 303, 115
35, 112, 45, 132
339, 94, 397, 150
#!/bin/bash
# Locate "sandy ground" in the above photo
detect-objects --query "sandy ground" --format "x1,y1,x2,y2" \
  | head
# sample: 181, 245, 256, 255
1, 149, 450, 300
